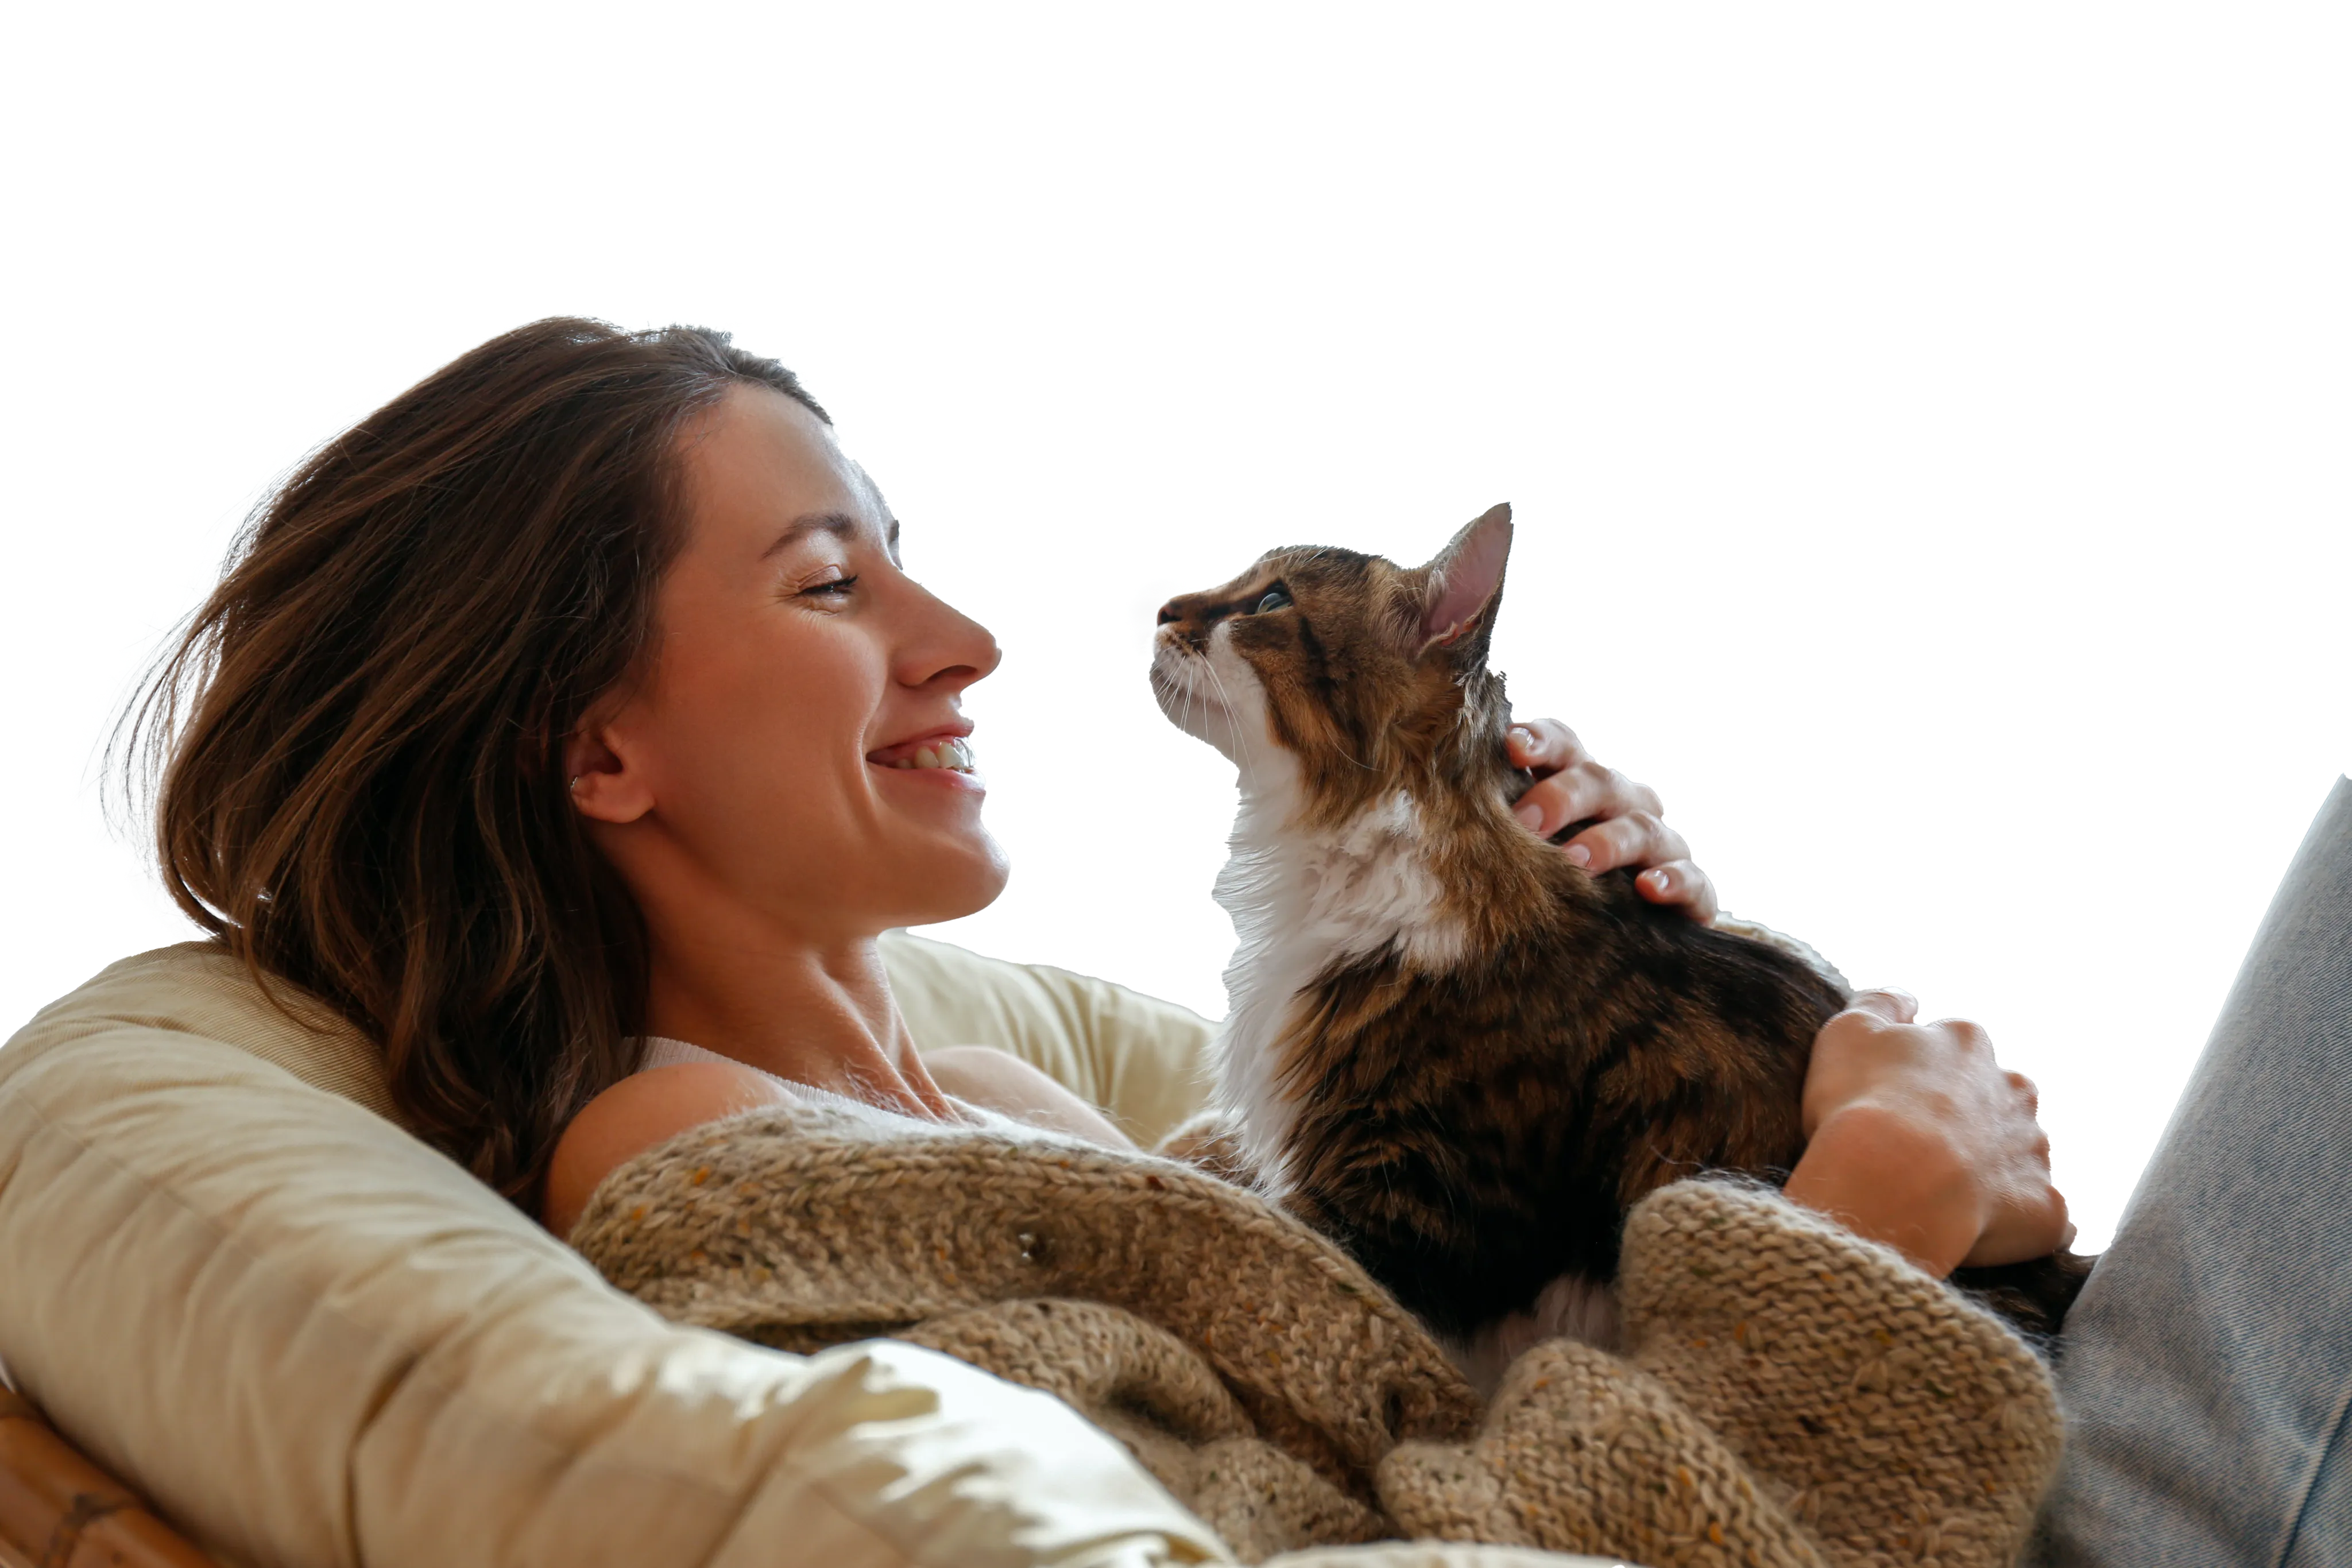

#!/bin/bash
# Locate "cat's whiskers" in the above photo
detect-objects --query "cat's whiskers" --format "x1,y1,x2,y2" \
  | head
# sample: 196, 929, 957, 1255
1197, 638, 1266, 800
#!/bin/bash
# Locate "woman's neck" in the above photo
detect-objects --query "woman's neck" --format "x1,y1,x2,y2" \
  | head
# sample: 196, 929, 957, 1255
640, 925, 957, 1121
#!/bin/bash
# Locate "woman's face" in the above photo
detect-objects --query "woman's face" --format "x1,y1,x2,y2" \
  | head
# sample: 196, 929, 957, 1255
570, 385, 1008, 940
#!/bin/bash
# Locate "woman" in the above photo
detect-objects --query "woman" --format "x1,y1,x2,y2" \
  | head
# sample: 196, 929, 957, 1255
102, 318, 2072, 1562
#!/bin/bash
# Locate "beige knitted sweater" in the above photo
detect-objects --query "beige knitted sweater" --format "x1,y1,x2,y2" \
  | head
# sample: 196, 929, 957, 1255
570, 1104, 2061, 1567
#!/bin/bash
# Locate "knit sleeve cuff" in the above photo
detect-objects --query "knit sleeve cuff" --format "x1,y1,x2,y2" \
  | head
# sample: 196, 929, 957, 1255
1613, 1178, 2062, 1561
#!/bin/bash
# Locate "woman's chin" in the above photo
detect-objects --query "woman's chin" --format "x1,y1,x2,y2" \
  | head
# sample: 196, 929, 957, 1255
885, 831, 1011, 928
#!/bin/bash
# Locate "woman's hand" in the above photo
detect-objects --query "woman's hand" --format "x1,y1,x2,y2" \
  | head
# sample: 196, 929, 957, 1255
1784, 990, 2073, 1277
1506, 719, 1717, 921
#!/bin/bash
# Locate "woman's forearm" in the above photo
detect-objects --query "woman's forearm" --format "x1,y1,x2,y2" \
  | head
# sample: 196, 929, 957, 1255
1784, 1102, 1979, 1276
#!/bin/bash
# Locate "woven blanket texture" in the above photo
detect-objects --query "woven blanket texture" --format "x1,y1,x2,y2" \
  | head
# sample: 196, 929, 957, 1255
569, 1104, 2060, 1567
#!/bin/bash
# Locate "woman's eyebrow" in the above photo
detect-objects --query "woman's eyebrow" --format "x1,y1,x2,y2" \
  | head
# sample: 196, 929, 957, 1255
762, 512, 898, 562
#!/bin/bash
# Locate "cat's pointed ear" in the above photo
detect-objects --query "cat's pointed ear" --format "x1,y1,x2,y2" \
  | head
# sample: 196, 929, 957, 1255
1414, 504, 1514, 657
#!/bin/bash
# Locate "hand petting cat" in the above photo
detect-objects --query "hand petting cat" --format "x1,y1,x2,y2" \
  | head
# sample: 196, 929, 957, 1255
1505, 718, 1717, 922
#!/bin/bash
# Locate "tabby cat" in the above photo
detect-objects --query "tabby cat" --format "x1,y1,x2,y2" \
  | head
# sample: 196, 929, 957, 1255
1150, 504, 2088, 1365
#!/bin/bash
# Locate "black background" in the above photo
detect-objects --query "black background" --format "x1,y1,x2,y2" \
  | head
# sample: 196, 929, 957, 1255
14, 310, 2333, 1260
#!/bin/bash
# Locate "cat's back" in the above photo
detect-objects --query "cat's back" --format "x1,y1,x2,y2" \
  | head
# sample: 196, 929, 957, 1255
1287, 868, 1836, 1133
1411, 841, 1853, 1048
1535, 863, 1848, 1053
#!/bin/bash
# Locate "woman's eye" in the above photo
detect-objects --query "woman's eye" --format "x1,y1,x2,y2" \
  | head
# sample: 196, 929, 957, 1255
802, 574, 859, 599
1254, 588, 1292, 614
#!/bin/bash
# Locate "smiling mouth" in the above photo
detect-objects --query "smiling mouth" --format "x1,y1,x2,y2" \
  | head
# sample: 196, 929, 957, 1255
870, 742, 978, 780
870, 738, 988, 799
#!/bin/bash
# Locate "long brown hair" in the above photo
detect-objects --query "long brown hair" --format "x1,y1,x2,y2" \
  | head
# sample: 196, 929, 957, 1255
125, 318, 827, 1204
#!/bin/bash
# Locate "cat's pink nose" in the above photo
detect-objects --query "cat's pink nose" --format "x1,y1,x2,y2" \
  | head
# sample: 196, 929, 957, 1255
1156, 602, 1182, 625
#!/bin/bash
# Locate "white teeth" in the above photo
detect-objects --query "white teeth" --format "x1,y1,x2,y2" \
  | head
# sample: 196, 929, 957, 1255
880, 738, 976, 773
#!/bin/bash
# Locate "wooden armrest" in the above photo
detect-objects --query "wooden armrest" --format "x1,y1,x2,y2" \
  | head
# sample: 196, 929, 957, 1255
0, 1390, 218, 1568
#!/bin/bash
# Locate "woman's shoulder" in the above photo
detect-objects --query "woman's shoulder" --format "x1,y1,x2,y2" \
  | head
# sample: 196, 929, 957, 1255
543, 1061, 795, 1238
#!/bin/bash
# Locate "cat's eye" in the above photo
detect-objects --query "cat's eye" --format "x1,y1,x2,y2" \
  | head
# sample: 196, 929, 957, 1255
1254, 588, 1293, 614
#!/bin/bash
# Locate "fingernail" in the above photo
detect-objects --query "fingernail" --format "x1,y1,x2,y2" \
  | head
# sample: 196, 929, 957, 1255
1645, 868, 1672, 893
1508, 726, 1534, 754
1512, 801, 1544, 831
1562, 843, 1591, 866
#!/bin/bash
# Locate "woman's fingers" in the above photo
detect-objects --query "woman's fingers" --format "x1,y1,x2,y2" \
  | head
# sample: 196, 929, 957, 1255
1971, 1056, 2068, 1265
1504, 718, 1655, 835
1556, 807, 1719, 922
1502, 720, 1715, 921
1964, 1178, 2075, 1268
1558, 810, 1686, 873
1798, 997, 2074, 1273
1632, 859, 1721, 923
1844, 988, 1921, 1026
1504, 719, 1589, 775
1558, 812, 1720, 916
1511, 760, 1665, 840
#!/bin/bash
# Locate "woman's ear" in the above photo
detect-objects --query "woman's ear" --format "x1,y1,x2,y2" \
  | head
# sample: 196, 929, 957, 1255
562, 724, 654, 824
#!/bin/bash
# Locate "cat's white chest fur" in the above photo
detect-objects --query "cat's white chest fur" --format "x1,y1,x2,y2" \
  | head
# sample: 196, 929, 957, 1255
1209, 769, 1629, 1380
1199, 664, 1467, 1199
